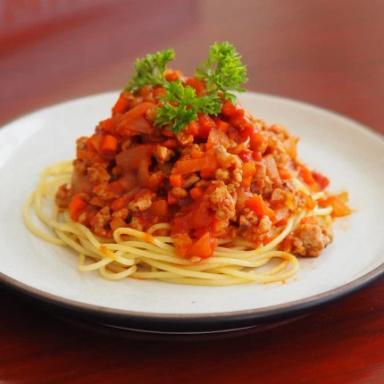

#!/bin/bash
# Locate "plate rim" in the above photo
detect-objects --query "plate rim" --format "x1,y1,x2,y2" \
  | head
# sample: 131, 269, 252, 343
1, 91, 383, 331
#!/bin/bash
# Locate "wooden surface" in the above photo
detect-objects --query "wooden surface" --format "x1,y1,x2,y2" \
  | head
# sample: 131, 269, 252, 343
0, 0, 383, 383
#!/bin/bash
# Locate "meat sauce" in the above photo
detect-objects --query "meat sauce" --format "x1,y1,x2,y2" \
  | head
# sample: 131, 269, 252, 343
56, 71, 350, 260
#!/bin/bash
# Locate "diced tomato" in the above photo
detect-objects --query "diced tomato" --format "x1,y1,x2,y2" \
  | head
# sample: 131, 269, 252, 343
173, 233, 193, 258
69, 194, 87, 221
115, 144, 153, 170
197, 114, 215, 138
173, 155, 217, 175
112, 94, 130, 114
221, 100, 240, 117
215, 119, 230, 132
188, 232, 217, 259
115, 102, 155, 136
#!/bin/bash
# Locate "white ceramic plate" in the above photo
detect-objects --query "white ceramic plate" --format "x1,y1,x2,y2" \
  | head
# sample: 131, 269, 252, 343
0, 92, 383, 333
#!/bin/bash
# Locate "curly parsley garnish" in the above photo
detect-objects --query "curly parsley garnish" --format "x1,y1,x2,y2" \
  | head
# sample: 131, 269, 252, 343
196, 41, 248, 103
155, 81, 221, 132
125, 42, 247, 132
125, 48, 175, 92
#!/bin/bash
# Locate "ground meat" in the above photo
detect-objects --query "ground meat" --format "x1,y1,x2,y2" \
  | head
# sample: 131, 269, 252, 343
128, 190, 153, 212
55, 184, 72, 209
209, 181, 236, 221
239, 212, 273, 244
215, 168, 230, 181
183, 174, 200, 189
171, 187, 188, 199
291, 223, 333, 257
73, 159, 87, 175
154, 145, 174, 163
258, 216, 272, 232
176, 131, 194, 146
76, 137, 88, 154
112, 208, 129, 220
91, 206, 111, 237
93, 183, 119, 200
87, 163, 110, 184
250, 161, 273, 197
239, 208, 259, 229
215, 145, 241, 169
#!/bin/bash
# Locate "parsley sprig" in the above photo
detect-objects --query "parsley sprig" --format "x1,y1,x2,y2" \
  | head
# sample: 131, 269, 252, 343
125, 49, 175, 92
155, 81, 221, 132
196, 42, 247, 103
125, 42, 247, 132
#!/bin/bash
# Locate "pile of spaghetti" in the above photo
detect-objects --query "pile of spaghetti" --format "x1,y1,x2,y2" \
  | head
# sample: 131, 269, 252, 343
24, 42, 350, 285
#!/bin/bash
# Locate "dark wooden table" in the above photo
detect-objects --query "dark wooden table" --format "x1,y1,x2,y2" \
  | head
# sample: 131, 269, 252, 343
1, 1, 383, 382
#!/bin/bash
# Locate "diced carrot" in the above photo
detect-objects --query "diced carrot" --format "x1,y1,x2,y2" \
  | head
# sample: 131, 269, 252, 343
246, 195, 275, 219
278, 167, 292, 180
164, 70, 181, 82
249, 132, 264, 151
98, 118, 114, 134
312, 171, 330, 190
299, 165, 315, 185
320, 192, 351, 217
191, 146, 204, 159
185, 77, 206, 95
100, 135, 118, 156
69, 194, 87, 221
190, 187, 203, 200
243, 162, 256, 178
112, 94, 130, 114
188, 232, 216, 259
169, 174, 183, 187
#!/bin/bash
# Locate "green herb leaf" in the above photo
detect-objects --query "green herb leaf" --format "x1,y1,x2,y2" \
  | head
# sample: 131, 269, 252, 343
196, 41, 247, 102
155, 81, 221, 132
125, 49, 175, 92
